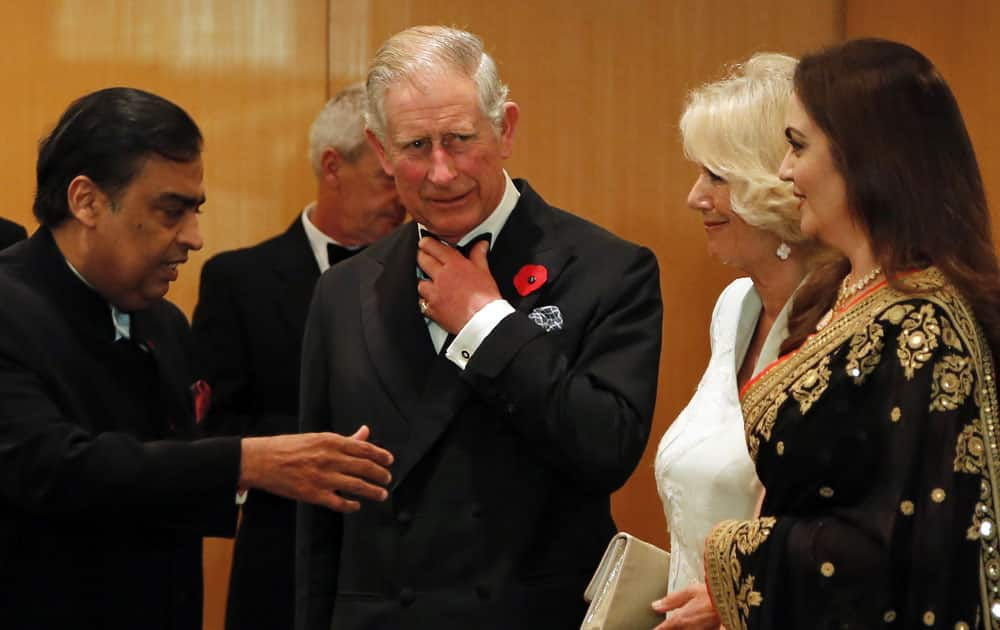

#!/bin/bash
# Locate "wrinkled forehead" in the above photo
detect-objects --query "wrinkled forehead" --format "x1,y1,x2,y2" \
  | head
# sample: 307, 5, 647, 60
384, 73, 483, 135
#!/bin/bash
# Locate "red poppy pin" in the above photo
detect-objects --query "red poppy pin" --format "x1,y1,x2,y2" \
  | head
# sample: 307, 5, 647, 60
513, 264, 547, 297
191, 379, 212, 424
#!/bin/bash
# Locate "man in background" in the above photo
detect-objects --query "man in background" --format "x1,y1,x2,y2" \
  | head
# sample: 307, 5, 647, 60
0, 87, 394, 630
0, 217, 27, 248
192, 83, 404, 630
297, 26, 662, 629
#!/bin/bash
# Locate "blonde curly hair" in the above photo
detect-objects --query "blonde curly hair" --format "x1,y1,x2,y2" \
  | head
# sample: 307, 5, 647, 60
680, 53, 803, 243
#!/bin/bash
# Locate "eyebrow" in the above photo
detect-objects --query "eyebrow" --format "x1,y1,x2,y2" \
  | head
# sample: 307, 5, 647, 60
156, 192, 206, 208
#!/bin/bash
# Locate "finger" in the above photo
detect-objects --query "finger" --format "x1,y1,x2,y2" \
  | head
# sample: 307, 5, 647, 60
330, 472, 390, 501
349, 425, 370, 441
416, 249, 444, 279
417, 279, 433, 301
319, 492, 361, 513
657, 588, 693, 612
333, 456, 393, 485
337, 436, 395, 466
418, 236, 455, 261
468, 240, 491, 271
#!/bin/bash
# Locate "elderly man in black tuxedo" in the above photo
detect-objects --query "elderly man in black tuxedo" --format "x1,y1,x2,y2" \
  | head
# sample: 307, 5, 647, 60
296, 26, 663, 630
192, 83, 404, 630
0, 87, 395, 630
0, 217, 27, 248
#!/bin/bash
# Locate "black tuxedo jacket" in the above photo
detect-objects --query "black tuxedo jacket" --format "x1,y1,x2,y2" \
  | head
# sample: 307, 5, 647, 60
0, 217, 27, 249
192, 217, 320, 630
297, 180, 663, 630
0, 229, 240, 630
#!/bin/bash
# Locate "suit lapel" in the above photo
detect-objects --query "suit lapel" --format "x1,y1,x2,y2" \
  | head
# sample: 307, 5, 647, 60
272, 219, 321, 343
490, 182, 572, 316
361, 224, 436, 419
131, 309, 197, 437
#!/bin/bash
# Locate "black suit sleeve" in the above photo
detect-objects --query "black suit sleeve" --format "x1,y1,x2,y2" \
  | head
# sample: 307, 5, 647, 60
295, 284, 342, 630
192, 254, 297, 437
462, 245, 662, 493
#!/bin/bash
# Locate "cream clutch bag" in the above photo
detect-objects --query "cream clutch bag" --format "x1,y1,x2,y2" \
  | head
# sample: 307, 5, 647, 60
581, 532, 671, 630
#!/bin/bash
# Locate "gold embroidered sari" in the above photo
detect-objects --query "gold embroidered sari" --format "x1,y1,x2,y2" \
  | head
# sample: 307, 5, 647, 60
705, 268, 1000, 629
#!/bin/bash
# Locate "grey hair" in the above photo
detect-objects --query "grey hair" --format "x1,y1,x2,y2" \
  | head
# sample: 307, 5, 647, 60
308, 82, 368, 177
365, 25, 509, 143
680, 53, 804, 243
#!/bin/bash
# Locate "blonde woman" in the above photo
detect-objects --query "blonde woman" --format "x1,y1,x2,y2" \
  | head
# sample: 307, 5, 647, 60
653, 53, 813, 629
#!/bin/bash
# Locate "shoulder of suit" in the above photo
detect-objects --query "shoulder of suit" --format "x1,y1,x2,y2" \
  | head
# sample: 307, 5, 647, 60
202, 227, 302, 274
537, 201, 652, 263
359, 221, 415, 260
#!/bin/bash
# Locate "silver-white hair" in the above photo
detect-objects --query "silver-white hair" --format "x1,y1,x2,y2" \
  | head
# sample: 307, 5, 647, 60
365, 25, 509, 143
308, 82, 368, 177
680, 53, 804, 243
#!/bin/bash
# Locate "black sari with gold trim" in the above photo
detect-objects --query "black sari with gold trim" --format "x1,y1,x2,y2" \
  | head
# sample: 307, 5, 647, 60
705, 268, 1000, 629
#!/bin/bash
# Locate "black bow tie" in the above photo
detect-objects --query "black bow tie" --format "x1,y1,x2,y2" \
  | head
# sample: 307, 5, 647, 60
327, 243, 363, 267
418, 228, 493, 258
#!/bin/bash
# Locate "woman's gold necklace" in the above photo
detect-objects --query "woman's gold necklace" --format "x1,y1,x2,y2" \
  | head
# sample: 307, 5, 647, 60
815, 265, 883, 331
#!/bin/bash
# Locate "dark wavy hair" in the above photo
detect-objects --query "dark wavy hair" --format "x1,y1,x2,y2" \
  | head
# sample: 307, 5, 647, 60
33, 87, 202, 227
782, 38, 1000, 355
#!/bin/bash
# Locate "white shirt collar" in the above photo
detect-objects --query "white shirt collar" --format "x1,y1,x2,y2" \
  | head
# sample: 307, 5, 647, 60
301, 202, 364, 273
416, 170, 520, 250
64, 258, 131, 340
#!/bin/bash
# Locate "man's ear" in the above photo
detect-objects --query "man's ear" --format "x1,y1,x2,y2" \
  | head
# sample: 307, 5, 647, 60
66, 175, 106, 228
497, 102, 519, 160
320, 148, 344, 188
365, 129, 394, 176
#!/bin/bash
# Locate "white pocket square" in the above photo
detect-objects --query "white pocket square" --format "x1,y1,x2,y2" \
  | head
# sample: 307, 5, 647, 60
528, 305, 563, 332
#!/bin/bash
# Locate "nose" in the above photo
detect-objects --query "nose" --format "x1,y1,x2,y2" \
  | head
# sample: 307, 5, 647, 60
686, 174, 711, 211
178, 211, 204, 251
778, 147, 794, 182
427, 145, 457, 186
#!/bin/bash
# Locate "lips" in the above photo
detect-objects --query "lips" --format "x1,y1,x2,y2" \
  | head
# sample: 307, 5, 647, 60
162, 259, 186, 280
703, 220, 729, 228
427, 190, 471, 206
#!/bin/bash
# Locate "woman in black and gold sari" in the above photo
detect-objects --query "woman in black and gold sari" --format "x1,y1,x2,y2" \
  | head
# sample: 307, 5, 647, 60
704, 39, 1000, 629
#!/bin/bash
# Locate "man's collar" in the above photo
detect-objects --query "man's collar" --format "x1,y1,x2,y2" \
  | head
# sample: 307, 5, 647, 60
416, 169, 520, 250
64, 258, 131, 340
302, 202, 364, 273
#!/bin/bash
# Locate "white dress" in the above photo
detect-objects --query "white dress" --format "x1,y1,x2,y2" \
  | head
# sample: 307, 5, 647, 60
654, 278, 791, 593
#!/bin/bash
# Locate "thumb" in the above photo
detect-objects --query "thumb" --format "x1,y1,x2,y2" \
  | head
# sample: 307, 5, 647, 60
469, 240, 491, 271
349, 424, 371, 441
653, 586, 693, 612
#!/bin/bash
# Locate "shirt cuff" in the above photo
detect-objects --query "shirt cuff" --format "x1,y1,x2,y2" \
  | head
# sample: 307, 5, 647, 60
445, 299, 515, 369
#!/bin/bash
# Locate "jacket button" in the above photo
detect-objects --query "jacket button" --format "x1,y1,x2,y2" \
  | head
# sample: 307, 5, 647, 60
475, 584, 491, 600
399, 587, 415, 606
471, 503, 483, 518
397, 510, 413, 525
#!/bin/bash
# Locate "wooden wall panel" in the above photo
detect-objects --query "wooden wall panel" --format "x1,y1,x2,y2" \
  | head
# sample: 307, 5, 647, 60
846, 0, 1000, 247
0, 0, 328, 317
332, 0, 842, 549
0, 3, 328, 629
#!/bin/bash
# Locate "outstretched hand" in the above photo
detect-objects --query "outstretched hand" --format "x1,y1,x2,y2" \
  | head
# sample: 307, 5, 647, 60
416, 237, 501, 334
239, 425, 394, 512
651, 583, 722, 630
